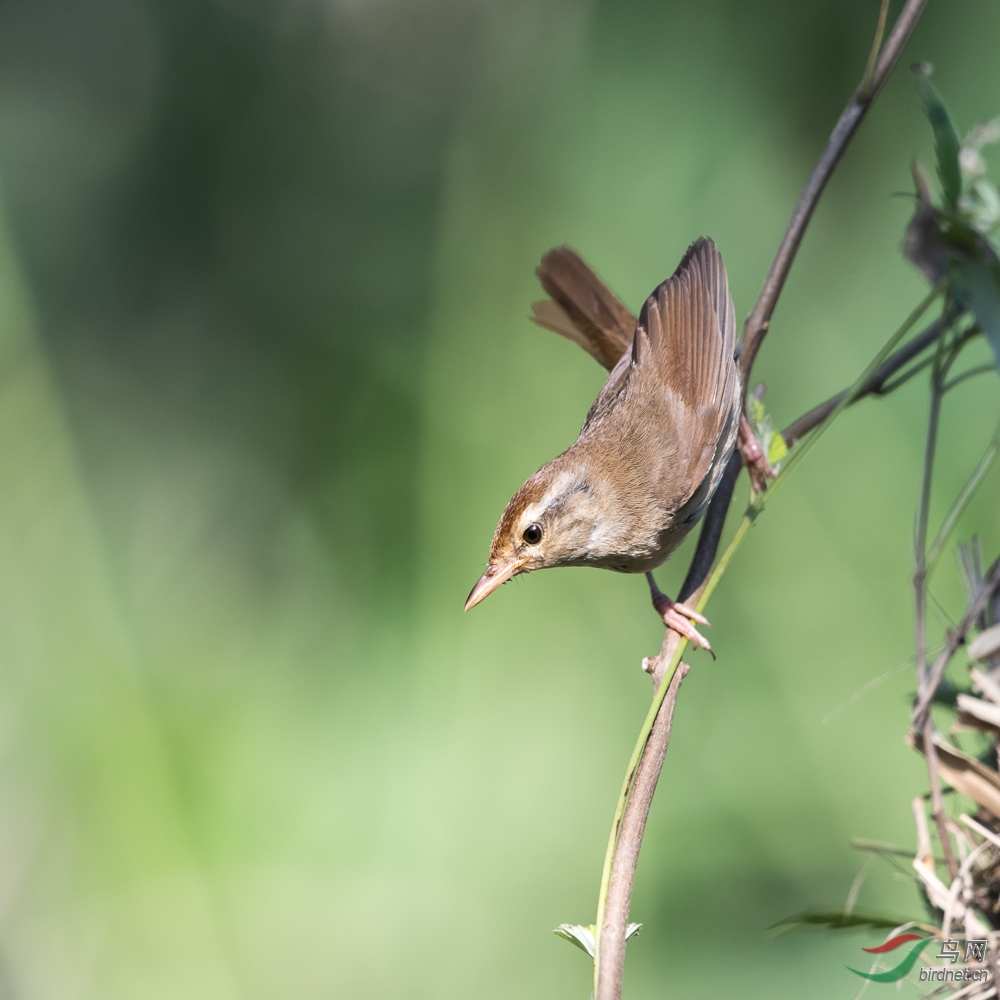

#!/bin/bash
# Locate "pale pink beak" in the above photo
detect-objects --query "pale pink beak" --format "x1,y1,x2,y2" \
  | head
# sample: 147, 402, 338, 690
464, 560, 525, 611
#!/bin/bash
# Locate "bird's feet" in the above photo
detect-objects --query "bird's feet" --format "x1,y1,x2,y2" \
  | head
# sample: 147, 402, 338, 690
646, 573, 713, 656
738, 413, 778, 494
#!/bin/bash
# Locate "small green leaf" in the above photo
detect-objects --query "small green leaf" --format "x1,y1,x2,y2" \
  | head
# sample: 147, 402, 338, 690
913, 63, 962, 211
954, 256, 1000, 372
746, 388, 785, 474
553, 922, 642, 958
553, 924, 595, 957
768, 432, 788, 465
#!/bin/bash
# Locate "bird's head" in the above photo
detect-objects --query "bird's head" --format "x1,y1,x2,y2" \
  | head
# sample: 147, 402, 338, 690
464, 457, 606, 611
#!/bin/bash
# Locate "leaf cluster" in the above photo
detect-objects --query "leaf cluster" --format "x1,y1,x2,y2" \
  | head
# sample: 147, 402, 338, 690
904, 64, 1000, 373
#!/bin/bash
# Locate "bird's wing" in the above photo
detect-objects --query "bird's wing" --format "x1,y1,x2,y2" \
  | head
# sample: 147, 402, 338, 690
584, 238, 740, 512
530, 247, 636, 371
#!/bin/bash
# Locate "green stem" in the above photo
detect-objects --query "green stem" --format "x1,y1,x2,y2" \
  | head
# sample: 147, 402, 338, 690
877, 354, 936, 395
592, 513, 752, 994
925, 418, 1000, 575
943, 362, 995, 393
861, 0, 892, 97
755, 284, 943, 513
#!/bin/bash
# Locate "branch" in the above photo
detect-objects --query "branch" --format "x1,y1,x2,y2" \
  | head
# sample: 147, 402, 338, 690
922, 714, 958, 879
738, 0, 929, 389
925, 416, 1000, 575
912, 336, 960, 878
596, 652, 690, 1000
676, 32, 952, 608
594, 3, 929, 994
679, 451, 743, 602
780, 313, 952, 448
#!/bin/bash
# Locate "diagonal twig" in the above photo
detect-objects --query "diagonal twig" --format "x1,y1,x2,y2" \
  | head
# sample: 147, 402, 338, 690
738, 0, 929, 391
780, 312, 958, 448
912, 332, 961, 878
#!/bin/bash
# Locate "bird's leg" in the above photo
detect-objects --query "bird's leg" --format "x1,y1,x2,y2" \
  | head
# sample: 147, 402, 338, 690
645, 572, 713, 656
738, 413, 777, 493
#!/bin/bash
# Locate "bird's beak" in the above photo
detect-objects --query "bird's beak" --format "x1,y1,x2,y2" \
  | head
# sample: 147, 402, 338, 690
464, 560, 525, 611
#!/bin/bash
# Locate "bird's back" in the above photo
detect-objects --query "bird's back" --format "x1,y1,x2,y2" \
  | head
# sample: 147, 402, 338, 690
574, 238, 741, 567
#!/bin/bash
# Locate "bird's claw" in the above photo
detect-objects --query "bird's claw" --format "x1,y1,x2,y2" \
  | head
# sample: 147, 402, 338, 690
651, 592, 714, 656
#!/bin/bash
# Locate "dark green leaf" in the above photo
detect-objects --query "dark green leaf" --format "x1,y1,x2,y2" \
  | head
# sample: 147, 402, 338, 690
769, 910, 916, 935
954, 256, 1000, 372
912, 64, 962, 211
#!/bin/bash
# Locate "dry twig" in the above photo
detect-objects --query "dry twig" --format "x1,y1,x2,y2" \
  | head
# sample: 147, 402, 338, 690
737, 0, 929, 389
914, 336, 962, 878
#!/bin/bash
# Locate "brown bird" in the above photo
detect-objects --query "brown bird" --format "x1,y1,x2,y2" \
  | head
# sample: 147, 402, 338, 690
464, 238, 742, 652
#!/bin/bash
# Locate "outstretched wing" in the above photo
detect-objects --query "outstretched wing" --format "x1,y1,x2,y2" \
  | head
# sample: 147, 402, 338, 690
530, 247, 636, 371
585, 238, 740, 514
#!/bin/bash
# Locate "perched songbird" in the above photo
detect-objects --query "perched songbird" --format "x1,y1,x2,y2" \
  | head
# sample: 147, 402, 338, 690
464, 238, 742, 652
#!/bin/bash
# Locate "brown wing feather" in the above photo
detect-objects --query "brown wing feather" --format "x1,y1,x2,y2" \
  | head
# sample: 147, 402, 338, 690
639, 239, 736, 407
585, 238, 740, 513
639, 238, 740, 503
531, 247, 636, 371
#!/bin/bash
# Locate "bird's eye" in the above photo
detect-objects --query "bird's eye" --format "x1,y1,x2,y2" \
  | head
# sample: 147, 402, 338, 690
522, 523, 542, 545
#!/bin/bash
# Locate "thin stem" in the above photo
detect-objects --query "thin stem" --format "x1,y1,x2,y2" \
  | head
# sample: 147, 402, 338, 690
861, 0, 892, 97
913, 335, 947, 691
923, 716, 959, 880
944, 363, 996, 393
925, 418, 1000, 574
877, 355, 936, 395
739, 0, 929, 389
593, 513, 753, 997
910, 321, 972, 670
596, 659, 690, 997
592, 645, 686, 996
758, 285, 942, 512
781, 311, 955, 448
678, 451, 742, 602
911, 325, 963, 879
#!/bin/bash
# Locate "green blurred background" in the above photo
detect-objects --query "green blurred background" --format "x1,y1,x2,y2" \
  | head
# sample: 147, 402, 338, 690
0, 0, 998, 996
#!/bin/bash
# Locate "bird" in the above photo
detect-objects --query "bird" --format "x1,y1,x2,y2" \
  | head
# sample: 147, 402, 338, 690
464, 237, 743, 653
